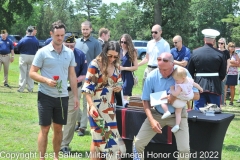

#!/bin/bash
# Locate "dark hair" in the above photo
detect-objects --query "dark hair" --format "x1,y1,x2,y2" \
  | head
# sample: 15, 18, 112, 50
96, 41, 120, 85
119, 34, 136, 62
51, 20, 66, 32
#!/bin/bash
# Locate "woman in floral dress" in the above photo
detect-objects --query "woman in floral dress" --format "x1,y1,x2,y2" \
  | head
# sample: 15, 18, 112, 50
82, 41, 126, 160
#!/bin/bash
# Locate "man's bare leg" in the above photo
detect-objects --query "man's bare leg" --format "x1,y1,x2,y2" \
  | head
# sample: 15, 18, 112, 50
38, 125, 51, 160
52, 123, 63, 160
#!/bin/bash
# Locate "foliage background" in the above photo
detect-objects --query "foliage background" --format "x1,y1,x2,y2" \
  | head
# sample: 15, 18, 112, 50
0, 0, 240, 49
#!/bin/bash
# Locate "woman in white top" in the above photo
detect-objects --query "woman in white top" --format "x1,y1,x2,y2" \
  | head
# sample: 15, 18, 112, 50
225, 42, 239, 106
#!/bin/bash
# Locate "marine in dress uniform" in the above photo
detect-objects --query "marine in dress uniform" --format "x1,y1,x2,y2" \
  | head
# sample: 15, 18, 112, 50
187, 29, 226, 110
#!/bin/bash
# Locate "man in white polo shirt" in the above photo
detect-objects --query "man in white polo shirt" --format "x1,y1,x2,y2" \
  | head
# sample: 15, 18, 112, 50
138, 24, 170, 88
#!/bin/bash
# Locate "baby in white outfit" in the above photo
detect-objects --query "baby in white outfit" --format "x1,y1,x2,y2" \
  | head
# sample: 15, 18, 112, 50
161, 66, 203, 133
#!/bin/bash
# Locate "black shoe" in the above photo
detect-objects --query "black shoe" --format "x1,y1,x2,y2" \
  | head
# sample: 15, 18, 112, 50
4, 84, 11, 88
75, 122, 80, 131
78, 128, 85, 136
229, 102, 233, 106
60, 147, 70, 154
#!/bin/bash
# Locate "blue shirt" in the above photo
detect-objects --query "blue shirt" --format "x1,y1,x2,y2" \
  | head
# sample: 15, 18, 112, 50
142, 65, 198, 113
171, 45, 191, 62
17, 36, 39, 55
75, 36, 102, 66
74, 48, 88, 87
32, 43, 76, 98
0, 38, 14, 54
45, 38, 52, 45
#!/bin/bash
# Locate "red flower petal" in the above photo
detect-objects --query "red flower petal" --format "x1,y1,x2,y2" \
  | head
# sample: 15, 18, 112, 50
53, 76, 59, 80
93, 111, 98, 117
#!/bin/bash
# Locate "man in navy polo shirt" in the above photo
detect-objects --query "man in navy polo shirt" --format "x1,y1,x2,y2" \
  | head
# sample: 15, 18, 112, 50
17, 26, 39, 92
60, 35, 87, 154
171, 35, 191, 109
0, 29, 15, 88
171, 35, 191, 68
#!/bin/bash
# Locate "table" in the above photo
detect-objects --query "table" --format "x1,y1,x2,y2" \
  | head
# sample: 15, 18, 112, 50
116, 108, 234, 160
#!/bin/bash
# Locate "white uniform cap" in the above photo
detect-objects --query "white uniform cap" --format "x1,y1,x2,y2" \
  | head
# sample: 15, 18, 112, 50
201, 29, 220, 39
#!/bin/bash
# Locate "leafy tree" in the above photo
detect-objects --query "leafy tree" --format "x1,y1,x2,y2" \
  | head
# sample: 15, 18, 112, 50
0, 0, 41, 32
222, 14, 240, 46
75, 0, 102, 21
132, 0, 191, 43
188, 0, 239, 49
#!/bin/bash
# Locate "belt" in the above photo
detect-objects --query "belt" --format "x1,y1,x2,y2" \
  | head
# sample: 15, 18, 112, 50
0, 54, 9, 57
148, 65, 157, 69
196, 73, 219, 76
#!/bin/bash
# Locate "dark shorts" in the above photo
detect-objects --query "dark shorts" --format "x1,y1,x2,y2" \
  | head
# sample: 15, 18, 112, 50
38, 91, 69, 126
226, 75, 238, 86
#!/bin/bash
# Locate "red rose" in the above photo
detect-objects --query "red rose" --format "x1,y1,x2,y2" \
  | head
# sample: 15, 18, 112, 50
93, 111, 99, 117
53, 76, 59, 80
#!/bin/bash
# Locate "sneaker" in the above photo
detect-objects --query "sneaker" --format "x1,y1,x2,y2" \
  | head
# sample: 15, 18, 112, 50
60, 147, 70, 154
161, 111, 171, 119
78, 128, 85, 136
171, 125, 180, 133
237, 99, 240, 103
229, 102, 233, 106
4, 83, 11, 88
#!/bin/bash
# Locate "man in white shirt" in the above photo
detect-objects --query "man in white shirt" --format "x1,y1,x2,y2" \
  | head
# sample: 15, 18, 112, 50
138, 24, 170, 88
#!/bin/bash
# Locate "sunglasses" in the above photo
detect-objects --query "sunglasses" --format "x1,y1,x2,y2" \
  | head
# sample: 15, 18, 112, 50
173, 42, 178, 44
120, 41, 127, 44
218, 42, 224, 45
65, 44, 75, 49
157, 57, 172, 63
151, 31, 158, 34
229, 46, 235, 48
107, 54, 119, 59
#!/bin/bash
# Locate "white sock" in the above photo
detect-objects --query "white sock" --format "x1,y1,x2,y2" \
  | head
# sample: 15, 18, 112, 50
161, 111, 171, 119
171, 125, 180, 133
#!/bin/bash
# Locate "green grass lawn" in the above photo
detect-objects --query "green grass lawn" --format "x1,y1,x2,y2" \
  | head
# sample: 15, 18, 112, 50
0, 54, 239, 160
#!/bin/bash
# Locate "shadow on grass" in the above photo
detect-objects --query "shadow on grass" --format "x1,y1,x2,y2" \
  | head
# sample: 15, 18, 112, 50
223, 144, 240, 152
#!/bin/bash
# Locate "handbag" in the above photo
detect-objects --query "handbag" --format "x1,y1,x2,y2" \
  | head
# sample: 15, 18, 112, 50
131, 63, 138, 86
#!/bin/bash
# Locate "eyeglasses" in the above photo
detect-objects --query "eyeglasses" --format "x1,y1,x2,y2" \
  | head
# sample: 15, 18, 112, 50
218, 42, 224, 45
120, 41, 127, 44
107, 54, 119, 59
173, 42, 178, 44
229, 46, 235, 48
151, 31, 158, 34
157, 57, 172, 63
65, 44, 75, 49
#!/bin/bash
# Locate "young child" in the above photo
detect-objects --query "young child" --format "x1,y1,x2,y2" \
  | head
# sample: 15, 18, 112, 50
161, 66, 203, 133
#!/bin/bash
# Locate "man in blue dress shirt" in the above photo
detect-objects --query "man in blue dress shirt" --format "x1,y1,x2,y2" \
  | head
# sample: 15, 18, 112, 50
134, 52, 200, 160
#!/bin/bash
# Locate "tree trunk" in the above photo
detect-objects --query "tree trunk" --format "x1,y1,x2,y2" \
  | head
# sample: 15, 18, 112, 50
154, 0, 162, 25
